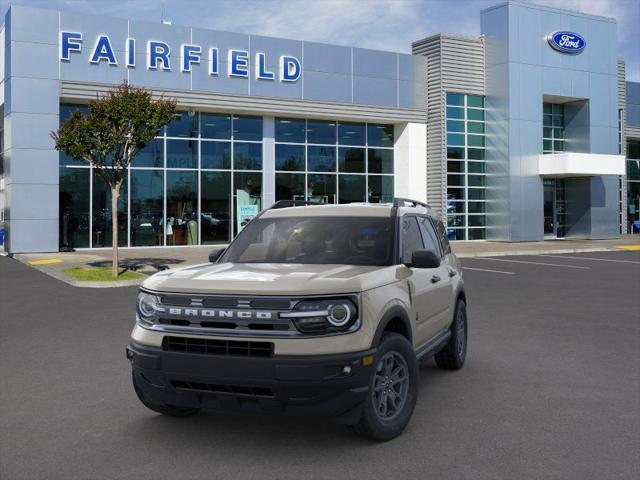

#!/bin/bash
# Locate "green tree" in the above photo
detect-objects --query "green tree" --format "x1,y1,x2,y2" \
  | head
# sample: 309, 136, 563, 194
52, 83, 176, 278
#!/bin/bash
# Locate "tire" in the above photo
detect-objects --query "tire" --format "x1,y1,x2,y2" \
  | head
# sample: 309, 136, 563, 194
434, 299, 467, 370
132, 371, 201, 418
349, 333, 419, 441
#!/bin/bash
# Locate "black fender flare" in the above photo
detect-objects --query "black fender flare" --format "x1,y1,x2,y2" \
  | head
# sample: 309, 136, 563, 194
371, 305, 413, 348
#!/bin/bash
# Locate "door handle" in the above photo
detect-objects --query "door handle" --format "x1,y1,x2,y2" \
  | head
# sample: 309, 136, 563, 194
430, 275, 441, 284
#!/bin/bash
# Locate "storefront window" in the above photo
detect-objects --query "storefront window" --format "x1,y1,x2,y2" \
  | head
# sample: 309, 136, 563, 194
233, 142, 262, 170
275, 117, 394, 204
627, 140, 640, 232
201, 171, 231, 244
166, 171, 198, 245
59, 104, 89, 167
543, 103, 565, 154
167, 139, 197, 169
59, 167, 90, 249
92, 170, 127, 247
130, 169, 164, 247
201, 141, 231, 169
233, 115, 262, 141
275, 118, 306, 143
167, 111, 198, 138
135, 139, 163, 168
201, 113, 231, 139
234, 172, 262, 235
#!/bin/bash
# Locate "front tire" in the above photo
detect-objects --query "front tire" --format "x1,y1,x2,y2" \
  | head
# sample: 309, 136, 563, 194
132, 371, 201, 418
350, 333, 419, 441
435, 299, 467, 370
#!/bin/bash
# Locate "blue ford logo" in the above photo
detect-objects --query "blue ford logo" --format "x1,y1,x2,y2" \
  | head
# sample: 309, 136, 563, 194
547, 31, 586, 54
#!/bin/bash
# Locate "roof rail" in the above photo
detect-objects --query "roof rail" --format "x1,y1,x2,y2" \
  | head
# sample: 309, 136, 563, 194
269, 199, 325, 210
392, 197, 431, 209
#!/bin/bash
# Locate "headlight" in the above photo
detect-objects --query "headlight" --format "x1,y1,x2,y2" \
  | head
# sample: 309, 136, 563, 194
136, 291, 161, 327
281, 298, 358, 334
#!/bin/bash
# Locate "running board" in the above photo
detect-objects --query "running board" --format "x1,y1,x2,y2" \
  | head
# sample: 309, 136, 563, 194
415, 331, 451, 361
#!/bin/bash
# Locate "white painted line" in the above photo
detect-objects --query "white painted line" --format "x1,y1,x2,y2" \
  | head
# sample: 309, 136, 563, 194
472, 257, 591, 269
463, 267, 515, 275
540, 254, 640, 265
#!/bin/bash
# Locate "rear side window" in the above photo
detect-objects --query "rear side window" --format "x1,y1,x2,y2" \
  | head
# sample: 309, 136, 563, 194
418, 217, 442, 257
432, 218, 451, 254
401, 216, 424, 264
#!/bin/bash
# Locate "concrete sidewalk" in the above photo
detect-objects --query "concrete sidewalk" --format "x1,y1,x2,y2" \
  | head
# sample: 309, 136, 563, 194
8, 235, 640, 287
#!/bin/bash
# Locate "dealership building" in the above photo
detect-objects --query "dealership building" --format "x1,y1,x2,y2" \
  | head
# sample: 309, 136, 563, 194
0, 1, 639, 252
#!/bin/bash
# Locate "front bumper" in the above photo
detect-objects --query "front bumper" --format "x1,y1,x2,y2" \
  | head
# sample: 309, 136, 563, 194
127, 341, 376, 422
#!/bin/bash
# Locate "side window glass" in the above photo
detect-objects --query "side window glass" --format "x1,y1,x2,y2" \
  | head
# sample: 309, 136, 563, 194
418, 217, 442, 257
402, 216, 424, 264
433, 218, 451, 254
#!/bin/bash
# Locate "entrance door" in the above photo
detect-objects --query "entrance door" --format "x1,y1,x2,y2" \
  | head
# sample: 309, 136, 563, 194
543, 178, 567, 238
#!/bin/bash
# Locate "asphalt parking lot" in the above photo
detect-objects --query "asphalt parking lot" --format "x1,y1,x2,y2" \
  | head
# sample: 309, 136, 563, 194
1, 250, 639, 480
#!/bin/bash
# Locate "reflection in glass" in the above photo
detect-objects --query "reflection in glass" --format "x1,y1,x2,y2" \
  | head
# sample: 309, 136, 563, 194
275, 144, 304, 171
201, 113, 231, 139
234, 142, 262, 170
307, 174, 336, 204
130, 169, 164, 246
275, 118, 305, 143
167, 111, 198, 138
233, 115, 262, 141
59, 104, 90, 166
167, 139, 197, 169
201, 171, 231, 244
339, 147, 365, 173
275, 173, 305, 201
167, 171, 198, 245
201, 141, 231, 169
367, 124, 394, 147
92, 170, 127, 247
306, 120, 336, 144
446, 92, 464, 106
338, 175, 365, 203
368, 149, 394, 174
338, 122, 365, 146
135, 139, 163, 168
368, 175, 393, 203
308, 145, 336, 172
59, 167, 90, 248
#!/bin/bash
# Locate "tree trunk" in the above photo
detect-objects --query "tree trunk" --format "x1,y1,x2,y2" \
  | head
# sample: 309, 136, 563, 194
111, 184, 121, 278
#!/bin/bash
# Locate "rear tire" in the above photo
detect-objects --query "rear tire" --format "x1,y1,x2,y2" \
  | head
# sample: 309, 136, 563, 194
132, 371, 200, 417
349, 333, 419, 441
435, 299, 467, 370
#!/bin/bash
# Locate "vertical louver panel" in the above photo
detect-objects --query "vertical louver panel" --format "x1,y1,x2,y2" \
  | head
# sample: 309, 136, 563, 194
412, 35, 485, 222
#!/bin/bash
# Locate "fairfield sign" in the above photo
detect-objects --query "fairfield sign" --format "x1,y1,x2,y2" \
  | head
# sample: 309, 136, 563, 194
59, 31, 302, 82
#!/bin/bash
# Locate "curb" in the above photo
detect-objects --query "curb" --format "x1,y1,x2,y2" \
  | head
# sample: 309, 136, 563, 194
10, 255, 145, 288
454, 246, 620, 258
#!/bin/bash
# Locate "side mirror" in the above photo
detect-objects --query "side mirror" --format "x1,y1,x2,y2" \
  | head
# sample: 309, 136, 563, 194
208, 247, 225, 263
407, 249, 441, 269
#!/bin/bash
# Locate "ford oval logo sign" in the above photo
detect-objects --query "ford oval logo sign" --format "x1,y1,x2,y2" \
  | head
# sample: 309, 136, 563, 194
547, 31, 586, 54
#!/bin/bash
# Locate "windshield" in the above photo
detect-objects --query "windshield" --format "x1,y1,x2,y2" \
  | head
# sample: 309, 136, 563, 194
220, 216, 395, 266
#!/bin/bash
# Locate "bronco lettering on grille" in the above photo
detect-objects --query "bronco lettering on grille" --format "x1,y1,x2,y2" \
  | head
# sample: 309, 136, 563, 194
158, 306, 274, 320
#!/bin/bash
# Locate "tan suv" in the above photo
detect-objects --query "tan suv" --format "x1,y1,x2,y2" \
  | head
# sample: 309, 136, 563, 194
127, 198, 467, 440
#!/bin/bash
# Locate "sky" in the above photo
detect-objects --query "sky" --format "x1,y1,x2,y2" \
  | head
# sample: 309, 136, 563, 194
1, 0, 638, 80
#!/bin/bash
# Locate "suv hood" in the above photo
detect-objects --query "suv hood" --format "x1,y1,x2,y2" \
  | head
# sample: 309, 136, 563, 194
142, 262, 399, 295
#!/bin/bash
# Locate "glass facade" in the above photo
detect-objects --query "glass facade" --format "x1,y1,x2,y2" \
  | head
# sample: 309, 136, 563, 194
627, 140, 640, 232
445, 92, 486, 240
543, 103, 565, 154
58, 104, 263, 248
274, 118, 394, 204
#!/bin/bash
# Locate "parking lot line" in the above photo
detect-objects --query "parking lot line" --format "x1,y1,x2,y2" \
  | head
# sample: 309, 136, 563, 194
463, 266, 515, 275
472, 257, 591, 269
540, 254, 640, 265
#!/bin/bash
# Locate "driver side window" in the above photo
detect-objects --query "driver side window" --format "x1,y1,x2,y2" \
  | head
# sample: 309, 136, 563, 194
401, 216, 424, 265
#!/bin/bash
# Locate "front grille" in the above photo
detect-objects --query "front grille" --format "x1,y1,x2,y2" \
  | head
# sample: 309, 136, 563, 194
162, 336, 274, 357
171, 380, 274, 398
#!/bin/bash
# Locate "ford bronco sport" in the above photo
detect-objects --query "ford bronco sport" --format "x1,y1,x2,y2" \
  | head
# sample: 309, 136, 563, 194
127, 198, 467, 440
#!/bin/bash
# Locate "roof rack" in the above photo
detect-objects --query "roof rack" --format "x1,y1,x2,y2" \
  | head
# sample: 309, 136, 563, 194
392, 197, 431, 209
269, 199, 326, 210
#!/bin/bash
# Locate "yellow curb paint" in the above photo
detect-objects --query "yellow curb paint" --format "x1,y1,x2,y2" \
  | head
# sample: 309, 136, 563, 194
613, 245, 640, 251
29, 259, 63, 265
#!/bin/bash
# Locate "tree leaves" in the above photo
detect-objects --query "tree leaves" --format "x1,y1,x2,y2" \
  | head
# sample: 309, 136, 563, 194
51, 83, 177, 188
